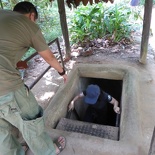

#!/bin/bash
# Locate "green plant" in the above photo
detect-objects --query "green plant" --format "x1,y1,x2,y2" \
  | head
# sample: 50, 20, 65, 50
68, 3, 105, 44
68, 2, 141, 44
32, 0, 62, 42
103, 4, 132, 42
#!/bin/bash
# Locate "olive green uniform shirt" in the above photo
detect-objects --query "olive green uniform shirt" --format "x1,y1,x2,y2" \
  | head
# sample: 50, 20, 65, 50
0, 10, 50, 96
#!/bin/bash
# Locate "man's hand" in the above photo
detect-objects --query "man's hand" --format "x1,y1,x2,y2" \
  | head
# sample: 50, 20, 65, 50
68, 101, 74, 111
62, 74, 67, 83
114, 106, 120, 114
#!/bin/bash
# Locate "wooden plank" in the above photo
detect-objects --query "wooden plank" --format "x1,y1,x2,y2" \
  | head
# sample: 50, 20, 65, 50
139, 0, 153, 64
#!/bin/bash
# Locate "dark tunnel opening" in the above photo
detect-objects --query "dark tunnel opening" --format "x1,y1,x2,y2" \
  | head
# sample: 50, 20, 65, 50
67, 77, 123, 127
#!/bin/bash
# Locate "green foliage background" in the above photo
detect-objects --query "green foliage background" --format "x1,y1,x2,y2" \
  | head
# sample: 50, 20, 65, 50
68, 2, 142, 44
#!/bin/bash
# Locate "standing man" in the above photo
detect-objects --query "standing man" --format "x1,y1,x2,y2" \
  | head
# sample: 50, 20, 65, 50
0, 1, 66, 155
68, 84, 120, 125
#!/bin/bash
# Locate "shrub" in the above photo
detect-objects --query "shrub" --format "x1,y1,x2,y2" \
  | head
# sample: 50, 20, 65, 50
68, 2, 136, 44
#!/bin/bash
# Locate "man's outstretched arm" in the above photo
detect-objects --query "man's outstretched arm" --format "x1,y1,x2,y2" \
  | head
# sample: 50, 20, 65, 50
38, 49, 67, 83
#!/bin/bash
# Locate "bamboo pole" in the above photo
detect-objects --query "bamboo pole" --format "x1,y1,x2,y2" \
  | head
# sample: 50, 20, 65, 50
139, 0, 153, 64
57, 0, 71, 59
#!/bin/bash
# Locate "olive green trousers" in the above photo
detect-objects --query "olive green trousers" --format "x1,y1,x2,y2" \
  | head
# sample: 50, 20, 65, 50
0, 85, 55, 155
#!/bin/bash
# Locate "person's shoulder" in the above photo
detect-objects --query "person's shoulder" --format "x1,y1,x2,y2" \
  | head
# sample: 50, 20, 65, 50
0, 10, 23, 24
102, 91, 112, 101
1, 10, 24, 21
101, 91, 109, 97
83, 90, 86, 96
2, 10, 39, 29
13, 12, 39, 31
0, 9, 12, 13
0, 9, 20, 16
0, 10, 12, 18
101, 90, 106, 95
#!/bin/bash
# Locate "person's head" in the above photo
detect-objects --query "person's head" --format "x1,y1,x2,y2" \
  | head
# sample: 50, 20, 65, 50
84, 84, 100, 105
13, 1, 38, 22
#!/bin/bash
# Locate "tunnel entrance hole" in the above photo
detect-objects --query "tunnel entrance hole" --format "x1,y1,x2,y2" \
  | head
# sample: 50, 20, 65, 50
56, 77, 122, 141
70, 77, 122, 127
45, 64, 141, 146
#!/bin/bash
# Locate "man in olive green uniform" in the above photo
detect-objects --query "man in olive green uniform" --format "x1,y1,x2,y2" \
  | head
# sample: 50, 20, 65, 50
0, 1, 66, 155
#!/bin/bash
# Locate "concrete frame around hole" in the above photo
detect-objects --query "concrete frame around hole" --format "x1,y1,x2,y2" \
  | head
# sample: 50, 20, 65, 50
45, 63, 143, 152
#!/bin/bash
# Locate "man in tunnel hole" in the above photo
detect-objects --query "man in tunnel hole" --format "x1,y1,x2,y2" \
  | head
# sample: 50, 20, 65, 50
68, 84, 120, 125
